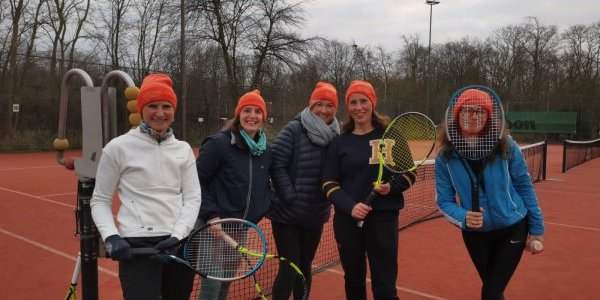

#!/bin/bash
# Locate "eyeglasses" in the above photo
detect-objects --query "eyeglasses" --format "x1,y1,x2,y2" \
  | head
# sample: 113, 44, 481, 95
460, 107, 487, 116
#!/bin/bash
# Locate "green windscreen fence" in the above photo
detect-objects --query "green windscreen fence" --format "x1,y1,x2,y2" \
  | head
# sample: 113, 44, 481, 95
506, 112, 577, 134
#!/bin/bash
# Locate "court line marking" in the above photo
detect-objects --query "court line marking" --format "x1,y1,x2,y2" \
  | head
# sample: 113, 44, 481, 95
546, 221, 600, 232
0, 165, 63, 171
324, 268, 447, 300
41, 192, 77, 197
0, 226, 117, 277
0, 186, 75, 209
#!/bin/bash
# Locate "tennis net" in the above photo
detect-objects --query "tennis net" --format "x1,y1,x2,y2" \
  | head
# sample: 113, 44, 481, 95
521, 140, 547, 182
188, 141, 547, 300
562, 138, 600, 172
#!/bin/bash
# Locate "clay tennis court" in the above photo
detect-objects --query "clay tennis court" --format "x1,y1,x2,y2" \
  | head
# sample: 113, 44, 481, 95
1, 144, 599, 299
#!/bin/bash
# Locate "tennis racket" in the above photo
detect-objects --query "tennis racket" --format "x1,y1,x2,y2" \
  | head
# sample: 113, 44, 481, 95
63, 253, 81, 300
262, 253, 308, 300
130, 218, 267, 282
192, 239, 307, 300
445, 85, 505, 212
357, 112, 437, 227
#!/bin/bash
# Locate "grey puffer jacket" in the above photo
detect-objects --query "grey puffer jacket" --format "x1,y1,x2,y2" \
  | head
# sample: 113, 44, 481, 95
269, 117, 331, 228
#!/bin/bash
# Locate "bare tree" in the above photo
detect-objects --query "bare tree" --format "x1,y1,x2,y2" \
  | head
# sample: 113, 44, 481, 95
19, 0, 46, 85
66, 0, 90, 70
486, 25, 528, 99
248, 0, 312, 89
375, 46, 392, 103
398, 35, 426, 82
98, 0, 131, 69
311, 39, 355, 89
0, 0, 14, 80
189, 0, 311, 100
519, 17, 559, 107
562, 24, 600, 83
131, 0, 168, 80
3, 0, 25, 136
189, 0, 254, 101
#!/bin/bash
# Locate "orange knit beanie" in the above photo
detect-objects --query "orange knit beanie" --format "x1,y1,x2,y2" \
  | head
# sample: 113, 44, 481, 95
136, 74, 177, 113
344, 80, 377, 108
309, 81, 338, 108
453, 88, 492, 120
235, 89, 268, 121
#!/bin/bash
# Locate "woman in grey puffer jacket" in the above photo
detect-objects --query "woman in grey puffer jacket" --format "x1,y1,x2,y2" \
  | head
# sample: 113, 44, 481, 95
269, 81, 340, 300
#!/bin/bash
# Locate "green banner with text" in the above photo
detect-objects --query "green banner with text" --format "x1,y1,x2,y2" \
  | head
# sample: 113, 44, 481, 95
505, 112, 577, 134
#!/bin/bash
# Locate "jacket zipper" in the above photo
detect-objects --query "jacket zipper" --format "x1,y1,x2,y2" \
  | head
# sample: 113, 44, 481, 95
131, 139, 161, 229
504, 161, 524, 217
243, 153, 253, 219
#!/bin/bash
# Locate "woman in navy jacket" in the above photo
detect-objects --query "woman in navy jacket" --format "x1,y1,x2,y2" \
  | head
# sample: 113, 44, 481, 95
269, 81, 340, 300
321, 80, 415, 300
435, 89, 545, 300
196, 89, 272, 300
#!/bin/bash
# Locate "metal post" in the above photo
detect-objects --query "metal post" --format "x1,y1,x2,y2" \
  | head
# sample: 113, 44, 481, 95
542, 140, 547, 180
99, 70, 136, 144
352, 43, 366, 80
79, 178, 99, 300
180, 0, 188, 140
425, 0, 440, 115
562, 140, 567, 173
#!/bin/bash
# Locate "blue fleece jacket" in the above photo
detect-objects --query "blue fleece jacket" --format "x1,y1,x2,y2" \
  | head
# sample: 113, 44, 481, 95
435, 137, 544, 236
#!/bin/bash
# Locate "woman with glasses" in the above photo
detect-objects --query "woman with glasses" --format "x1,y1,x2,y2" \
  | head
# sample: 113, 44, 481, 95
435, 88, 545, 300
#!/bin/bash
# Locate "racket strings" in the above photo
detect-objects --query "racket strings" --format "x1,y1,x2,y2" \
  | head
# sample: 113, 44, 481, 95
383, 114, 436, 172
184, 222, 265, 280
446, 87, 504, 160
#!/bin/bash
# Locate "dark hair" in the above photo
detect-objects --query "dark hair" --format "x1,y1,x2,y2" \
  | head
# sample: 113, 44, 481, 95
222, 117, 240, 133
342, 111, 390, 133
437, 120, 511, 161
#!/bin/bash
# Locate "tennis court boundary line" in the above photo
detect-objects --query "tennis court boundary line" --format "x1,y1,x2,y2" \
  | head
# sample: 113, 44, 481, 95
324, 268, 447, 300
40, 192, 77, 197
0, 186, 75, 209
546, 221, 600, 232
0, 165, 63, 171
0, 226, 117, 277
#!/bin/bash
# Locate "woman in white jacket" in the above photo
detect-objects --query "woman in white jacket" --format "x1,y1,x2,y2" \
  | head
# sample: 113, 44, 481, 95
91, 73, 202, 300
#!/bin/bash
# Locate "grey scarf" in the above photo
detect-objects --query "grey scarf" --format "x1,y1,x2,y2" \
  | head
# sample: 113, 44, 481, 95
300, 107, 340, 146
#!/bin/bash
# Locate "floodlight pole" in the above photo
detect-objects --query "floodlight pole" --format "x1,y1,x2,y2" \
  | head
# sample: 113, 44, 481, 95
180, 0, 188, 140
426, 0, 440, 115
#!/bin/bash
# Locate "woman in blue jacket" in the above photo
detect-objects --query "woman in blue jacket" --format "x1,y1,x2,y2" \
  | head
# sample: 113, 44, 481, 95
269, 81, 340, 300
435, 90, 545, 300
196, 89, 272, 300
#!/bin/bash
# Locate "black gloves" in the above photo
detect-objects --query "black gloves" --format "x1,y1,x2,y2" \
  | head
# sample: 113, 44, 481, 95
154, 236, 180, 254
105, 235, 179, 261
105, 235, 131, 261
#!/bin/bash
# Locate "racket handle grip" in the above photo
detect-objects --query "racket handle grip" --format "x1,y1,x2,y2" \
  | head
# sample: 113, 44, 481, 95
130, 248, 160, 256
471, 187, 480, 212
363, 190, 377, 206
357, 190, 377, 228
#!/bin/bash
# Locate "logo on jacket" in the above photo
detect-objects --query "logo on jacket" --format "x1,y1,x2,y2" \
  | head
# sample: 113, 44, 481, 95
369, 139, 395, 166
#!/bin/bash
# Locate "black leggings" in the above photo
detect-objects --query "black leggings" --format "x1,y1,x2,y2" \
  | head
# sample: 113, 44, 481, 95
333, 211, 399, 300
271, 222, 323, 300
119, 236, 195, 300
462, 218, 528, 300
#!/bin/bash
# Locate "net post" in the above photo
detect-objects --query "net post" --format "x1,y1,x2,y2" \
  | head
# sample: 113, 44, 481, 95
542, 140, 547, 180
562, 140, 567, 173
78, 178, 99, 300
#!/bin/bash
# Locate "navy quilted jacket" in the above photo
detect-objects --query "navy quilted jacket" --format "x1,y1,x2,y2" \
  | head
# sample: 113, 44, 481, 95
269, 117, 331, 228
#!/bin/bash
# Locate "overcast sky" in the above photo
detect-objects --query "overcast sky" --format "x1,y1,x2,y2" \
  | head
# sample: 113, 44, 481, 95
301, 0, 600, 50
